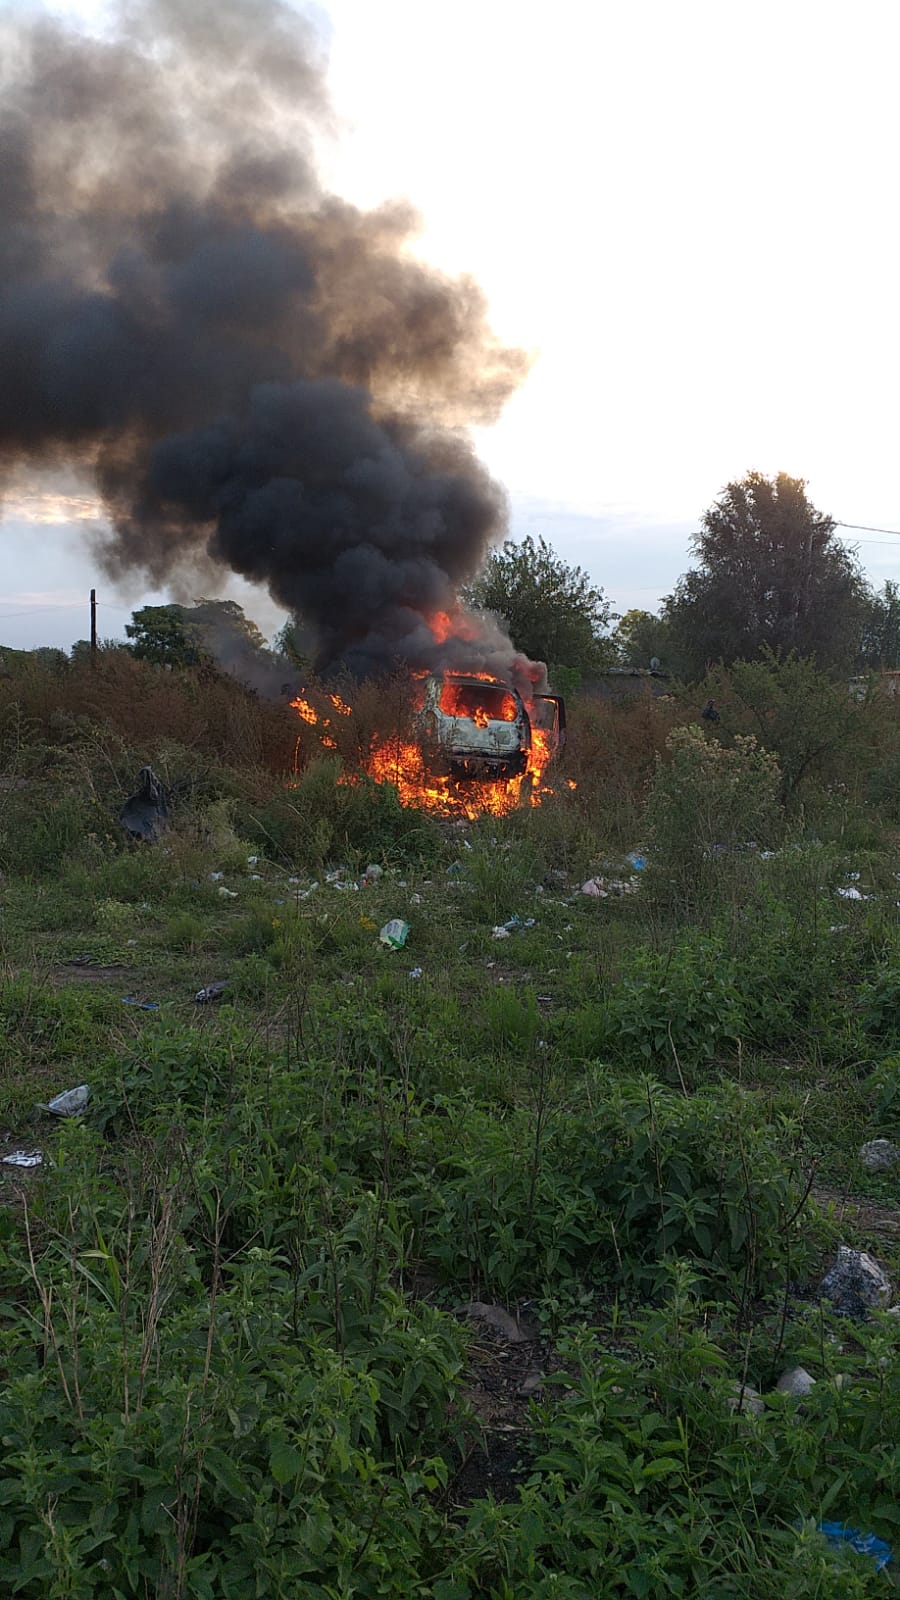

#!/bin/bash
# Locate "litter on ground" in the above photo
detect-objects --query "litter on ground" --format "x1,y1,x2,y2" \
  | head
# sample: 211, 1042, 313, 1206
37, 1085, 90, 1117
195, 980, 228, 1004
817, 1522, 891, 1572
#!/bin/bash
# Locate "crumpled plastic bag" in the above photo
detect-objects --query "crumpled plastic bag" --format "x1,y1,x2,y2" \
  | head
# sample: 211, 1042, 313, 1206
38, 1085, 90, 1117
818, 1522, 891, 1571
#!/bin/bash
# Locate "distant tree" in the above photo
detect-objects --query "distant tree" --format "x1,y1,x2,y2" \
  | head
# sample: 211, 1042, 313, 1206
185, 599, 269, 658
125, 599, 270, 668
663, 472, 868, 678
859, 579, 900, 670
273, 616, 313, 672
612, 608, 675, 671
31, 646, 69, 671
70, 638, 132, 665
125, 605, 199, 666
463, 535, 613, 672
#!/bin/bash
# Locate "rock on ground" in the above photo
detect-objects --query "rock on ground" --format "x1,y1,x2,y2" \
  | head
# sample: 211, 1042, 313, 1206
726, 1381, 764, 1417
860, 1139, 900, 1172
776, 1366, 816, 1398
819, 1246, 892, 1315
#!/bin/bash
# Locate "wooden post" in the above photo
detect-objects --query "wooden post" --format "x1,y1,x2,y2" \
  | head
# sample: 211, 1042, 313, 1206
90, 588, 97, 667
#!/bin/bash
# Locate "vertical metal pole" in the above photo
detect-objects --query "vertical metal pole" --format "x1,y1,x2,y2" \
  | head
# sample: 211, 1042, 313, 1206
90, 588, 97, 667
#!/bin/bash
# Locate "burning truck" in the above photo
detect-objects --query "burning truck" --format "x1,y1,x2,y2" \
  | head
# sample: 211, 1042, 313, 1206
421, 673, 565, 783
292, 663, 568, 820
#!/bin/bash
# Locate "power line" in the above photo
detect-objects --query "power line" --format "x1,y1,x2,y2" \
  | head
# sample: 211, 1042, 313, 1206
0, 604, 86, 620
837, 521, 900, 538
838, 538, 900, 549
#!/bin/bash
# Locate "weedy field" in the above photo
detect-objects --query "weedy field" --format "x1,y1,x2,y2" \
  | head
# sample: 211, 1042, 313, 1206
1, 650, 899, 1599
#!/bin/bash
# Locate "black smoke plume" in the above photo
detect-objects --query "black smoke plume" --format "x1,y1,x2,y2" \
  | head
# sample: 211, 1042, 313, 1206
0, 0, 534, 681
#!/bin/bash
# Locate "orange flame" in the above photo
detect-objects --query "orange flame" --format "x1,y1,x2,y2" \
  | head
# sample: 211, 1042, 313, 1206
291, 670, 563, 818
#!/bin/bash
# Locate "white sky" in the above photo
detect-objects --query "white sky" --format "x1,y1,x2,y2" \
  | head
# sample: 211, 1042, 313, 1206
3, 0, 900, 649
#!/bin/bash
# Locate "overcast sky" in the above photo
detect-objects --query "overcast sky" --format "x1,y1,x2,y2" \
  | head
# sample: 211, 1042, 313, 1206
3, 0, 900, 650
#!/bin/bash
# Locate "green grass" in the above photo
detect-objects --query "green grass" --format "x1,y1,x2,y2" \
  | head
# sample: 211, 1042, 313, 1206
0, 679, 899, 1598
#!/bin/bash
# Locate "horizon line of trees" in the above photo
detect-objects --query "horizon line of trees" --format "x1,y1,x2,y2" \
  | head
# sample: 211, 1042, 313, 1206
465, 472, 900, 683
6, 471, 899, 688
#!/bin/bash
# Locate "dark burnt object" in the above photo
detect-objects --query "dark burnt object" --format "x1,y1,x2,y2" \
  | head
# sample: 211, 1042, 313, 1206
119, 766, 169, 841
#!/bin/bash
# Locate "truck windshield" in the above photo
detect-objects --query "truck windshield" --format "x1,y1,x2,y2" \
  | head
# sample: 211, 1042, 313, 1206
439, 682, 519, 723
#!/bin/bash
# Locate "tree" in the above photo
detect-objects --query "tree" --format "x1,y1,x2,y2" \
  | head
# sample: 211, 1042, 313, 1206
273, 616, 313, 672
612, 608, 675, 671
663, 472, 868, 677
463, 535, 613, 672
125, 600, 270, 668
125, 605, 198, 666
859, 580, 900, 670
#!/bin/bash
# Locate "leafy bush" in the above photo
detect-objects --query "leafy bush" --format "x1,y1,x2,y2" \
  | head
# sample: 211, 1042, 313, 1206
252, 757, 442, 872
645, 724, 782, 910
582, 936, 744, 1078
0, 1138, 464, 1599
416, 1075, 806, 1298
858, 964, 900, 1050
707, 651, 865, 805
463, 1280, 899, 1599
865, 1055, 900, 1132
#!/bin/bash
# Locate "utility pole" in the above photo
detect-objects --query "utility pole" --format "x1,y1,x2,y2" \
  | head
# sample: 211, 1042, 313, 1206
90, 588, 97, 668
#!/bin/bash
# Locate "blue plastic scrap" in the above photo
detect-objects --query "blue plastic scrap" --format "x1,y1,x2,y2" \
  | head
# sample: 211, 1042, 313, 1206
818, 1522, 892, 1571
122, 996, 159, 1011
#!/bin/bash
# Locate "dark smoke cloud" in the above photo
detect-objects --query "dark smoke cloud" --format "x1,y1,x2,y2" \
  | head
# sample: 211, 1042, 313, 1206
0, 0, 533, 679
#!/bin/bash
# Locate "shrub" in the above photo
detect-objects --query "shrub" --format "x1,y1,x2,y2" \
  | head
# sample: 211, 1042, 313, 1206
645, 725, 782, 910
416, 1075, 805, 1299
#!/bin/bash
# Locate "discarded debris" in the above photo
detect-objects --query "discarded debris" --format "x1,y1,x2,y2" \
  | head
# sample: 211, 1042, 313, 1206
2, 1150, 43, 1168
217, 886, 238, 899
491, 915, 535, 938
38, 1085, 90, 1117
408, 967, 423, 980
379, 918, 410, 950
817, 1522, 892, 1572
626, 852, 647, 870
119, 766, 169, 841
362, 863, 383, 884
122, 996, 159, 1011
195, 980, 228, 1004
580, 878, 607, 897
819, 1246, 892, 1315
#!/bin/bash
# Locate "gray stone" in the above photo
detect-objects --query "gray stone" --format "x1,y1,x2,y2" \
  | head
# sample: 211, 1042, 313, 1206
726, 1381, 765, 1417
456, 1302, 540, 1343
776, 1366, 816, 1398
516, 1370, 544, 1398
860, 1139, 900, 1172
819, 1247, 892, 1315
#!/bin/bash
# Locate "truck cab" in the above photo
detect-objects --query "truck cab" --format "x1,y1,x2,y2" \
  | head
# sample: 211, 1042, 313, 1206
420, 674, 565, 781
